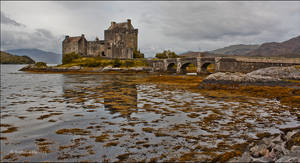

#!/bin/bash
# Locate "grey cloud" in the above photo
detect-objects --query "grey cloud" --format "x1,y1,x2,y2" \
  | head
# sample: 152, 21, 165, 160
0, 11, 25, 27
1, 2, 299, 57
35, 28, 56, 39
158, 2, 283, 41
1, 28, 60, 53
134, 1, 299, 54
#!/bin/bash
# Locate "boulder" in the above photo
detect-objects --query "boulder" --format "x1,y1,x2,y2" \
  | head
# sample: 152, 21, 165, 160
250, 144, 268, 158
291, 146, 300, 151
248, 66, 300, 80
276, 156, 300, 163
233, 128, 300, 162
201, 66, 300, 86
203, 72, 280, 84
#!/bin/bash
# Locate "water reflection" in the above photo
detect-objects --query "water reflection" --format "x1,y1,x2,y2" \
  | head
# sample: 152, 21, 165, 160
103, 81, 137, 117
62, 74, 138, 118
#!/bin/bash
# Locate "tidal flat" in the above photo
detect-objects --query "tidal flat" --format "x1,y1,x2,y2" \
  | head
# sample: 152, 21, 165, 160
1, 64, 299, 162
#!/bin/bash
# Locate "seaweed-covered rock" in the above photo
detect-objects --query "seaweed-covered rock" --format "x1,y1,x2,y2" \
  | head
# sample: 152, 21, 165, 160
248, 66, 300, 80
203, 72, 280, 84
201, 66, 300, 86
232, 128, 300, 162
250, 144, 268, 158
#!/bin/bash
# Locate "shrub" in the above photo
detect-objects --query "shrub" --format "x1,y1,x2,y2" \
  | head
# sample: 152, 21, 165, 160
124, 60, 135, 67
62, 52, 81, 64
155, 50, 178, 59
35, 62, 47, 67
83, 60, 101, 67
113, 59, 122, 67
133, 50, 144, 58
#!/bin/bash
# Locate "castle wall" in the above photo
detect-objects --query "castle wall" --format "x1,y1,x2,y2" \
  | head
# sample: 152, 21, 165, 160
62, 40, 79, 55
124, 29, 138, 51
78, 38, 88, 56
87, 41, 105, 57
104, 41, 113, 58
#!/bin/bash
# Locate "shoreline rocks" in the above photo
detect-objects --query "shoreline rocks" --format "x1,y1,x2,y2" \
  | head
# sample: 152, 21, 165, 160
200, 66, 300, 87
231, 128, 300, 162
19, 64, 153, 73
248, 66, 300, 80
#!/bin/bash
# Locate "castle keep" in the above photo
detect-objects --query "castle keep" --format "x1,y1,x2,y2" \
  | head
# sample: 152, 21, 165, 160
62, 19, 138, 59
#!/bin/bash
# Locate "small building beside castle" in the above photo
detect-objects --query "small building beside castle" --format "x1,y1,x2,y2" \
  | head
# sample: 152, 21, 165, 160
62, 19, 138, 59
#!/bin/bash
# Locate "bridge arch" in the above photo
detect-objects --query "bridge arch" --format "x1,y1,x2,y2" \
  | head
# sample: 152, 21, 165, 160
180, 62, 197, 74
167, 62, 177, 73
201, 62, 215, 74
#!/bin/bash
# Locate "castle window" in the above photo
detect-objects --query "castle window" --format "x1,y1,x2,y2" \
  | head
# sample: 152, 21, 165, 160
102, 51, 105, 56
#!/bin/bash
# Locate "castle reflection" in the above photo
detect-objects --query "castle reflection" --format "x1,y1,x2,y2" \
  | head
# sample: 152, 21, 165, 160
62, 74, 138, 118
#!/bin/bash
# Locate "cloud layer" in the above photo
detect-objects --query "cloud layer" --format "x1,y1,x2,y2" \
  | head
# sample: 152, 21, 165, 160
1, 1, 299, 57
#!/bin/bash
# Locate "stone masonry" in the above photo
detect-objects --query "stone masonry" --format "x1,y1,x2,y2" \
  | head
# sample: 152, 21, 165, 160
62, 19, 138, 59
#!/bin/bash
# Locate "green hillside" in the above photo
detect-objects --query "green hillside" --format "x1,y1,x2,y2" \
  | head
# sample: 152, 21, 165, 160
0, 51, 35, 64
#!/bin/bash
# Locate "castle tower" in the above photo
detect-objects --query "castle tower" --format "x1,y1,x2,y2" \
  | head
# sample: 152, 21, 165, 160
62, 34, 87, 57
104, 19, 138, 59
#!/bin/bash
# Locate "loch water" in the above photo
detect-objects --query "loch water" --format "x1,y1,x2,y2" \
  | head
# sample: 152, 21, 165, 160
1, 64, 299, 161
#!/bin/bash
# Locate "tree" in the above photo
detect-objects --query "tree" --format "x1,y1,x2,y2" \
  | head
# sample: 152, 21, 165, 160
113, 59, 121, 67
133, 50, 144, 58
155, 50, 178, 59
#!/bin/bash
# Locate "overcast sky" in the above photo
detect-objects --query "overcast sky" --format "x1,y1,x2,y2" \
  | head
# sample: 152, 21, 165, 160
1, 1, 299, 57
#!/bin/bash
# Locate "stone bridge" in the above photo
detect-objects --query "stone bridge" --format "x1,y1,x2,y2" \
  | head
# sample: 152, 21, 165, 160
148, 57, 300, 74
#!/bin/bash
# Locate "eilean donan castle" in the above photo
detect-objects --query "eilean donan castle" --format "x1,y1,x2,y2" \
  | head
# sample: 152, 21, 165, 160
62, 19, 138, 59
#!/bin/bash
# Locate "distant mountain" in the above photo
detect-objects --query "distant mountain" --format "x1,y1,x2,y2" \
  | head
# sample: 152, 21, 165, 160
180, 51, 202, 57
247, 36, 300, 57
6, 48, 61, 64
210, 44, 259, 55
179, 51, 227, 57
0, 51, 35, 64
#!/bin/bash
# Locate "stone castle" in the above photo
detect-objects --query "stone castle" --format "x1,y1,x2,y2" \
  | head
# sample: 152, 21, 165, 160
62, 19, 138, 59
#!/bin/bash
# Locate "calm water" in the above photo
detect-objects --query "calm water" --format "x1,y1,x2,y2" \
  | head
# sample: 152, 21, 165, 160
1, 64, 299, 162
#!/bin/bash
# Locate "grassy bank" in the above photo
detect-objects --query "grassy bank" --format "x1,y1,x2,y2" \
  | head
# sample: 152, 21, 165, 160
59, 57, 148, 68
